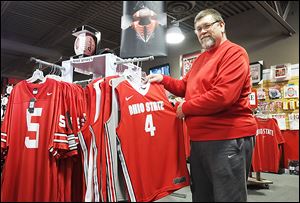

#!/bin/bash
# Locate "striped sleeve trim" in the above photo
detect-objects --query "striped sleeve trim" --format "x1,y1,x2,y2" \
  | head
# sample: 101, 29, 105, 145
49, 147, 60, 158
54, 133, 68, 137
1, 132, 7, 143
53, 139, 69, 144
67, 134, 78, 150
54, 133, 68, 144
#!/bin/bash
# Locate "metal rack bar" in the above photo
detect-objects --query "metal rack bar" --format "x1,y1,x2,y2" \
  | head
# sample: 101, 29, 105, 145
30, 57, 65, 71
114, 56, 154, 65
73, 79, 92, 84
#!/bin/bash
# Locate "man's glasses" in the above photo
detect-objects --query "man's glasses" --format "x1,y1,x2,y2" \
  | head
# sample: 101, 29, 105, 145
194, 20, 220, 33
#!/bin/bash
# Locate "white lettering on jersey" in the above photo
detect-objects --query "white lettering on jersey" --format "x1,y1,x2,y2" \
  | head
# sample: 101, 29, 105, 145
59, 115, 81, 129
145, 101, 164, 112
129, 101, 164, 116
59, 115, 66, 128
128, 103, 145, 115
25, 108, 43, 148
256, 128, 274, 136
145, 114, 156, 136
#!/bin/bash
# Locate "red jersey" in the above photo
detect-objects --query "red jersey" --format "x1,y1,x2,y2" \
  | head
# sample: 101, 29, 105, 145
1, 78, 68, 201
63, 82, 86, 202
89, 79, 106, 202
104, 76, 128, 202
78, 79, 99, 202
114, 80, 190, 202
252, 117, 285, 173
79, 78, 107, 202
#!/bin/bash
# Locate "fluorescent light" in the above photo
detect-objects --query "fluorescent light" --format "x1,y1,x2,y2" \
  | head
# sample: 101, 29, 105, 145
166, 23, 185, 44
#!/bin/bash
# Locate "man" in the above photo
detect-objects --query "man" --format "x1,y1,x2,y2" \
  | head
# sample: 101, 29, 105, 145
147, 9, 257, 202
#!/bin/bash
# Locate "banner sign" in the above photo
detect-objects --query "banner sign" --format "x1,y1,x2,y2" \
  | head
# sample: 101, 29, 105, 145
120, 1, 167, 58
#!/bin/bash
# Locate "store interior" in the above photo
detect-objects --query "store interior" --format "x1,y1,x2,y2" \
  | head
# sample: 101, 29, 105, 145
1, 1, 299, 202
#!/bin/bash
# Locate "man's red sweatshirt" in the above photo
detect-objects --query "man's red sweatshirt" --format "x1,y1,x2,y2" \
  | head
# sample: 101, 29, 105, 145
162, 40, 257, 141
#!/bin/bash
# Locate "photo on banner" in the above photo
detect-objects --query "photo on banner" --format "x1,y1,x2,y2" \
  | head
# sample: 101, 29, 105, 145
120, 1, 167, 58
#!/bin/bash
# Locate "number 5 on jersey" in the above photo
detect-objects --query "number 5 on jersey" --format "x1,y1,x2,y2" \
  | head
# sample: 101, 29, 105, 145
145, 114, 156, 136
25, 108, 42, 148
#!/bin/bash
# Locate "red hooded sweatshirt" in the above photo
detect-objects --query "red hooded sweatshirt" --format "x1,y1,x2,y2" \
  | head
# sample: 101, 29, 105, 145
162, 40, 257, 141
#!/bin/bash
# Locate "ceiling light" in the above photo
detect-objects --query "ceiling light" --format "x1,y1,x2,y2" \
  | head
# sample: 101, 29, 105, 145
166, 22, 185, 44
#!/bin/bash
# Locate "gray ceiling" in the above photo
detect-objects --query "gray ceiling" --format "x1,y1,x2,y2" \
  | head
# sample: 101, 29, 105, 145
1, 1, 294, 79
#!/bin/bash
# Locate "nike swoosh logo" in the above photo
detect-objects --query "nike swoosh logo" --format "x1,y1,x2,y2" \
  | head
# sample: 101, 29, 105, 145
47, 92, 53, 96
228, 154, 236, 158
125, 95, 134, 101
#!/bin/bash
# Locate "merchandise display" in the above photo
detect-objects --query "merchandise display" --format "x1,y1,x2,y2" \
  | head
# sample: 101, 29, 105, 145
1, 53, 299, 203
1, 60, 190, 202
252, 66, 299, 173
253, 67, 299, 130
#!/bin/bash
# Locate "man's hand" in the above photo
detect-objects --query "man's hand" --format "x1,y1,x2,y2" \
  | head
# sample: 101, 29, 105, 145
146, 74, 163, 83
176, 101, 185, 119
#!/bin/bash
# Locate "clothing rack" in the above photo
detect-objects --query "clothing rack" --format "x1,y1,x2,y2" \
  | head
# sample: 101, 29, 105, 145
30, 57, 65, 71
73, 79, 92, 84
114, 56, 154, 65
247, 114, 274, 189
248, 171, 273, 189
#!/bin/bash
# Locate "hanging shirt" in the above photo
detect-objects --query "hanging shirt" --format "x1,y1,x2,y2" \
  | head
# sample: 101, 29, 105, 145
252, 117, 285, 173
1, 78, 72, 201
109, 79, 190, 202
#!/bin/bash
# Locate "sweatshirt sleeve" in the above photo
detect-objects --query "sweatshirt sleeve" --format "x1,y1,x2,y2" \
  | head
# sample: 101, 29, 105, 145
182, 47, 250, 116
161, 73, 189, 97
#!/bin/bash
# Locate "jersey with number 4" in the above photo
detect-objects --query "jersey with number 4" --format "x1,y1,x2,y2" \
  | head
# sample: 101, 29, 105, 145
115, 80, 190, 202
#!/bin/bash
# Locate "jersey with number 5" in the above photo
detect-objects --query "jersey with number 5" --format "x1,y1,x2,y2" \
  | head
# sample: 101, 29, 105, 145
115, 80, 190, 202
1, 78, 66, 201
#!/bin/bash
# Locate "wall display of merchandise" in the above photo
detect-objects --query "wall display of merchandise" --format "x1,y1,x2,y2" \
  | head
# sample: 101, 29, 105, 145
253, 63, 299, 130
252, 63, 299, 169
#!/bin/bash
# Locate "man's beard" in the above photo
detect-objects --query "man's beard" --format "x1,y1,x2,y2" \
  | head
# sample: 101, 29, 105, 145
200, 36, 216, 50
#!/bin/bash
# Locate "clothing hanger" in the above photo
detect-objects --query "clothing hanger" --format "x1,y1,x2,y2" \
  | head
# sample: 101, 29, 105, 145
140, 71, 149, 85
44, 64, 63, 81
45, 74, 62, 82
31, 57, 64, 75
255, 109, 269, 120
26, 63, 45, 83
122, 63, 142, 86
49, 65, 53, 75
135, 61, 148, 85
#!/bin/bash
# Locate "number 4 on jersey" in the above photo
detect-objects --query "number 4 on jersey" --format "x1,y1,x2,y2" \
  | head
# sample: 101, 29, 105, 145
145, 114, 156, 136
